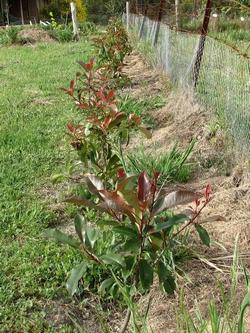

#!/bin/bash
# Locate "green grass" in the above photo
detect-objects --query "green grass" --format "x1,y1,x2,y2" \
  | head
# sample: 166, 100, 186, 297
0, 41, 95, 332
119, 94, 166, 127
127, 143, 194, 184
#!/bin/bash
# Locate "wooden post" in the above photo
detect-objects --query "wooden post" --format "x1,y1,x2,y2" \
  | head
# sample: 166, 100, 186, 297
193, 0, 213, 87
153, 0, 165, 46
20, 0, 24, 25
36, 0, 40, 22
70, 2, 79, 40
126, 1, 129, 31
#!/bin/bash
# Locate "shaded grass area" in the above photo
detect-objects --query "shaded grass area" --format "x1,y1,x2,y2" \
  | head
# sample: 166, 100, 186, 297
0, 42, 94, 332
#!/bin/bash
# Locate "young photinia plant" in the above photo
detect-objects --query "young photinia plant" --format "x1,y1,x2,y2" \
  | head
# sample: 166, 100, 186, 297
93, 18, 132, 77
62, 59, 151, 180
45, 171, 214, 297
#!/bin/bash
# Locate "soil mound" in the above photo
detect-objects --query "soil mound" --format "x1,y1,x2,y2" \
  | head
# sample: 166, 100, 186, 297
18, 28, 53, 44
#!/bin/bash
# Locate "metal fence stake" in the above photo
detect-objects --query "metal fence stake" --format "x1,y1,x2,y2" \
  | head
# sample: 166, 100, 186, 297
153, 0, 165, 46
193, 0, 213, 87
126, 2, 130, 31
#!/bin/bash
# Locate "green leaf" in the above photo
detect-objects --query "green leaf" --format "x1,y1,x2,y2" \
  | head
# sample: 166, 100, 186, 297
99, 277, 115, 295
74, 214, 86, 242
153, 214, 188, 233
157, 261, 176, 294
101, 254, 125, 267
139, 259, 154, 290
113, 226, 138, 238
138, 126, 152, 139
163, 275, 176, 294
157, 261, 168, 283
66, 262, 87, 296
195, 224, 210, 247
52, 173, 67, 184
149, 234, 163, 249
44, 229, 80, 249
123, 238, 140, 252
239, 276, 250, 333
85, 228, 98, 249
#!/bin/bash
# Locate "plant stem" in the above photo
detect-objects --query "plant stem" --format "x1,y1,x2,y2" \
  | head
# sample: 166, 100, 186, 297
119, 137, 128, 173
120, 308, 131, 333
172, 199, 210, 238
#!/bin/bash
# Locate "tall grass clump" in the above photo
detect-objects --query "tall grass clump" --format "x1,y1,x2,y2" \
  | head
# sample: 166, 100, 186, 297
127, 142, 194, 183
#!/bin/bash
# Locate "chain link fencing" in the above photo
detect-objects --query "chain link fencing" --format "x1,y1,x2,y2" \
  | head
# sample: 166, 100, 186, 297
125, 13, 250, 152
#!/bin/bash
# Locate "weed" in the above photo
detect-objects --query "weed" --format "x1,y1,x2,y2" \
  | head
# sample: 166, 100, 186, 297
127, 143, 194, 183
119, 94, 166, 125
0, 26, 20, 46
177, 239, 250, 333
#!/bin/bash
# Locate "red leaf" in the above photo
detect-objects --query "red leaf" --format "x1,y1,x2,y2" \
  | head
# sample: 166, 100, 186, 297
95, 89, 106, 103
68, 80, 75, 96
61, 80, 75, 97
98, 190, 136, 222
102, 116, 112, 129
129, 114, 142, 125
67, 123, 75, 133
108, 112, 126, 128
78, 59, 94, 71
204, 184, 212, 202
77, 102, 89, 110
106, 90, 115, 101
138, 171, 151, 204
117, 168, 126, 179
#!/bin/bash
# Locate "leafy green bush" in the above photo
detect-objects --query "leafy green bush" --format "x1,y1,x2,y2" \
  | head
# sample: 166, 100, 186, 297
93, 18, 132, 76
41, 12, 74, 42
0, 27, 20, 46
45, 172, 214, 330
61, 58, 150, 181
48, 27, 73, 42
78, 21, 98, 35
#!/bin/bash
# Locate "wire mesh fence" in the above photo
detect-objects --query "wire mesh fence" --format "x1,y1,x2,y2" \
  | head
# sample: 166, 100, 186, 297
125, 13, 250, 152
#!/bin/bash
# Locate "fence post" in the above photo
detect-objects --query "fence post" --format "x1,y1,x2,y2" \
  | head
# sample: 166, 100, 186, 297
20, 0, 24, 25
153, 0, 165, 46
126, 2, 130, 31
70, 2, 79, 40
193, 0, 213, 87
139, 2, 148, 39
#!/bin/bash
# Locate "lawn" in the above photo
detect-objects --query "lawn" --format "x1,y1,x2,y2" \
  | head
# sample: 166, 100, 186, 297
0, 41, 94, 332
